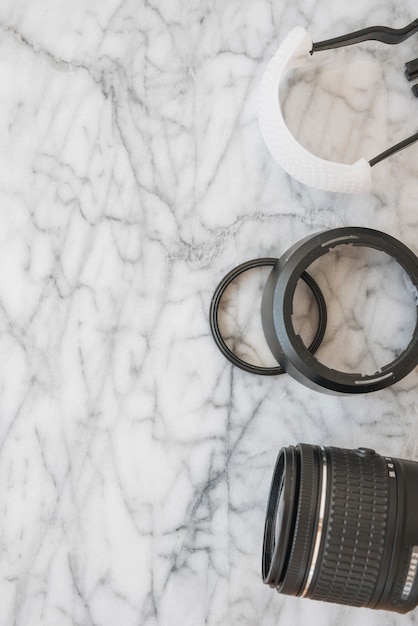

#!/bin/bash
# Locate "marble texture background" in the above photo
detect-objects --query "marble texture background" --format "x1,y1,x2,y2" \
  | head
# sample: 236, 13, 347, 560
0, 0, 418, 624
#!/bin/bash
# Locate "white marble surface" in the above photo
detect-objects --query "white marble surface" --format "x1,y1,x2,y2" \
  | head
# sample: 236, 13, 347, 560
1, 1, 418, 624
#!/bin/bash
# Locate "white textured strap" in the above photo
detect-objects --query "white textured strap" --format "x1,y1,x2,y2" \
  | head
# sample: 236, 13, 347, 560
258, 27, 372, 194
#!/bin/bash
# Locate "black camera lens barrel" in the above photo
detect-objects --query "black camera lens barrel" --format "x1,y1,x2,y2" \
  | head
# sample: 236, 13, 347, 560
261, 227, 418, 394
263, 444, 418, 613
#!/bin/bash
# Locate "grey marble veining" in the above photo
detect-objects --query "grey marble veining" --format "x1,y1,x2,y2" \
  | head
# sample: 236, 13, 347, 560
0, 1, 418, 625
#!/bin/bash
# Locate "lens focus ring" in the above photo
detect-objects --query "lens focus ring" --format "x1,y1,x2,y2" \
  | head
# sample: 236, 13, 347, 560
279, 444, 320, 594
308, 447, 389, 607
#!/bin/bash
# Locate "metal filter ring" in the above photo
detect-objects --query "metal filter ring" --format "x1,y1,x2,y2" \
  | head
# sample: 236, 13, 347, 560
209, 257, 327, 376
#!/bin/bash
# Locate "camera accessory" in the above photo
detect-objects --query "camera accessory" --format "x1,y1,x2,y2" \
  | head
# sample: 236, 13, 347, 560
209, 258, 327, 375
405, 59, 418, 98
263, 443, 418, 613
261, 227, 418, 394
258, 20, 418, 193
405, 57, 418, 81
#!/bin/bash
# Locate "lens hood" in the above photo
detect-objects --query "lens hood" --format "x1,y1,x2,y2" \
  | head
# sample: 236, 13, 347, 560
261, 227, 418, 394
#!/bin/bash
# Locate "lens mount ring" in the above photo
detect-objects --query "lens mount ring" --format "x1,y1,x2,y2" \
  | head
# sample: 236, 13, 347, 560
209, 258, 327, 376
261, 227, 418, 394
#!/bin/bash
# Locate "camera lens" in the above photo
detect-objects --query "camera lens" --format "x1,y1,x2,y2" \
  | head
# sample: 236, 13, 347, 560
262, 444, 418, 613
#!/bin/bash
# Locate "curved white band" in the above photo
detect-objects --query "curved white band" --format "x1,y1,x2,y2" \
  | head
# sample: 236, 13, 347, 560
258, 27, 372, 194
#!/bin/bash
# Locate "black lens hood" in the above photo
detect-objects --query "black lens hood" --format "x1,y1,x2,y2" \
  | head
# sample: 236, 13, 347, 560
261, 227, 418, 394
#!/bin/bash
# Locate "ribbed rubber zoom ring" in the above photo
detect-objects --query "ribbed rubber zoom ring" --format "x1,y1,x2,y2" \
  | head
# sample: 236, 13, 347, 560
308, 448, 389, 606
279, 445, 320, 594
